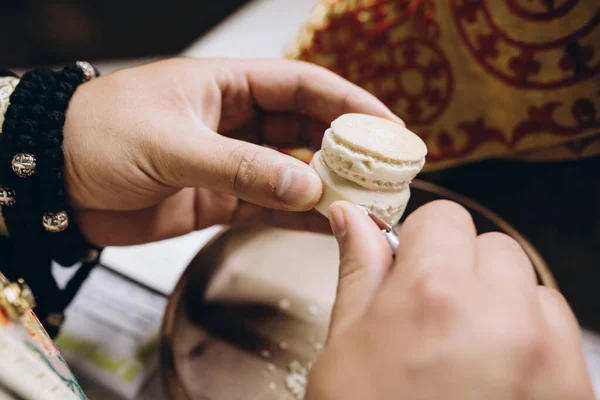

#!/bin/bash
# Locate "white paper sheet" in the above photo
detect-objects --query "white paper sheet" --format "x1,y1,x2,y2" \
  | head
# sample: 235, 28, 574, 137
99, 226, 224, 295
57, 267, 168, 399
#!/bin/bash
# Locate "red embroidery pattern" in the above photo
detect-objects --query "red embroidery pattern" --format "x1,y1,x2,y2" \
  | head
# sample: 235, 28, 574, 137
506, 0, 578, 21
292, 0, 600, 165
451, 0, 600, 89
422, 119, 507, 162
424, 98, 599, 162
513, 99, 600, 144
562, 133, 600, 155
379, 39, 452, 125
296, 0, 453, 126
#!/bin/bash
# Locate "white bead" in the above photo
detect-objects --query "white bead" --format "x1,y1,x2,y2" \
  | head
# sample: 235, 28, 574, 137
0, 185, 16, 206
76, 61, 97, 82
12, 153, 36, 178
42, 211, 69, 232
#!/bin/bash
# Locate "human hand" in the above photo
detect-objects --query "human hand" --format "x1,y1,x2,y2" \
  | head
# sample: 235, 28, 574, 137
63, 58, 400, 246
306, 200, 594, 400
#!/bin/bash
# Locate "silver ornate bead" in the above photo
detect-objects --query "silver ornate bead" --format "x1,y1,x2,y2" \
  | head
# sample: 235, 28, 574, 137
42, 211, 69, 233
75, 61, 97, 82
12, 153, 36, 178
0, 186, 16, 206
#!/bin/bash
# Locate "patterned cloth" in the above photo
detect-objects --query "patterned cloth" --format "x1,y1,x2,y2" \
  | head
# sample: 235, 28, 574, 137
287, 0, 600, 171
0, 272, 86, 399
0, 77, 19, 132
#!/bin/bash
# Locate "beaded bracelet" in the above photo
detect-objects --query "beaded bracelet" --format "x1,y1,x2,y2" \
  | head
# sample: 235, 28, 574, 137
1, 68, 54, 241
0, 69, 41, 253
38, 62, 97, 233
0, 69, 56, 332
0, 73, 20, 236
0, 72, 20, 206
0, 62, 102, 336
1, 65, 97, 242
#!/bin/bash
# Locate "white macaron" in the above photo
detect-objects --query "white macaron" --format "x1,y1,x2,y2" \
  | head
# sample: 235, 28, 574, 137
311, 113, 427, 225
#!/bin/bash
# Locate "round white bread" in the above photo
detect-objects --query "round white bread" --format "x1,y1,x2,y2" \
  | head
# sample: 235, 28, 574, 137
321, 114, 426, 191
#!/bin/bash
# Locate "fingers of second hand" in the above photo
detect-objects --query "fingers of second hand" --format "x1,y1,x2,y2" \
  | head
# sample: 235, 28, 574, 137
328, 202, 393, 339
475, 232, 538, 289
537, 286, 579, 345
358, 206, 400, 255
386, 200, 478, 288
535, 286, 596, 399
334, 203, 393, 268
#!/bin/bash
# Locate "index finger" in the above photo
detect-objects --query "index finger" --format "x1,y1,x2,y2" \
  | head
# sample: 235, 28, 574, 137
231, 59, 403, 124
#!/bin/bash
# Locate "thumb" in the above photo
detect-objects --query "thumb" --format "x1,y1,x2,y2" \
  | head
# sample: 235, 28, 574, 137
327, 201, 393, 340
155, 128, 322, 211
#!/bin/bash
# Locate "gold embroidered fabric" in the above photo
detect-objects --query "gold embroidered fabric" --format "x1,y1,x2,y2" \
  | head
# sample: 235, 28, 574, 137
0, 273, 87, 399
0, 77, 18, 133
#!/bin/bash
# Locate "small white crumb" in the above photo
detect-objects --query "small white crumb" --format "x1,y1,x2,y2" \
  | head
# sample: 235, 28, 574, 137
285, 371, 308, 399
268, 382, 277, 390
260, 349, 272, 359
313, 342, 323, 352
307, 304, 319, 316
284, 360, 312, 399
279, 341, 289, 350
288, 360, 307, 375
265, 362, 276, 373
279, 298, 291, 310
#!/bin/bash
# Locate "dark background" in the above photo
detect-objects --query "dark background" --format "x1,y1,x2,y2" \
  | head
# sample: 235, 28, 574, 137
0, 0, 250, 67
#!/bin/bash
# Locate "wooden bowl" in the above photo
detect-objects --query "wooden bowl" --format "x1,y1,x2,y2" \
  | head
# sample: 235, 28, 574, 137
160, 179, 556, 400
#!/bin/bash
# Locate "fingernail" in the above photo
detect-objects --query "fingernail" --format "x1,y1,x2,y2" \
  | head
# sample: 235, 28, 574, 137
329, 207, 346, 241
277, 166, 321, 208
